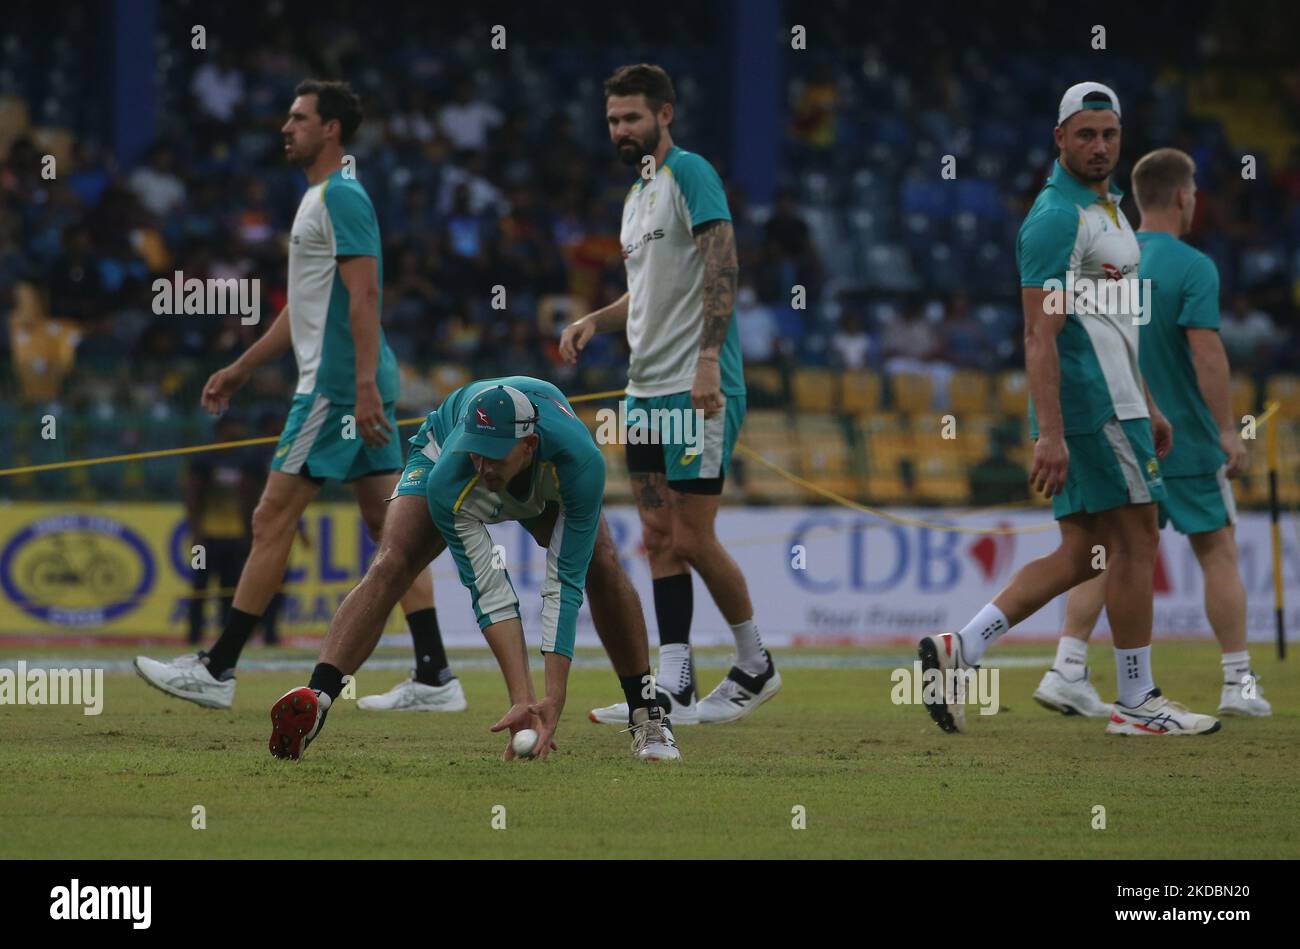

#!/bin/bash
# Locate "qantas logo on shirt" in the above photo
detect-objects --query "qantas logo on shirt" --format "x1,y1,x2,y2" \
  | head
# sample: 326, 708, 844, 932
622, 229, 665, 259
1100, 262, 1135, 280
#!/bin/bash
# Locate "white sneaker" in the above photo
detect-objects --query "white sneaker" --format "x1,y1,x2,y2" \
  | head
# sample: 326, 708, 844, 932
1106, 688, 1221, 736
697, 651, 781, 725
133, 653, 235, 709
1218, 674, 1271, 717
589, 686, 699, 725
1033, 666, 1111, 717
357, 676, 467, 712
626, 705, 681, 761
917, 633, 972, 733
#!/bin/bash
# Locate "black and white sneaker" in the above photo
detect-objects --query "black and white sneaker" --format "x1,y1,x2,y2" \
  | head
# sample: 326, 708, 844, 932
626, 705, 682, 761
697, 650, 781, 724
589, 685, 698, 725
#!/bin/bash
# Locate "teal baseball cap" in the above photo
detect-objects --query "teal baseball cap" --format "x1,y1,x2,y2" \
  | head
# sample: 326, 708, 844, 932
455, 385, 539, 459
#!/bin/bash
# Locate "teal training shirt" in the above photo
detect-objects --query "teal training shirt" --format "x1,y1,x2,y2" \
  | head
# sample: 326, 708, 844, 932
416, 376, 605, 659
1136, 231, 1226, 477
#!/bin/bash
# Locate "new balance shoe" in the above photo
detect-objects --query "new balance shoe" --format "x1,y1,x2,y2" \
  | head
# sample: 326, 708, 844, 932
1105, 688, 1220, 736
626, 705, 681, 761
269, 687, 331, 760
589, 685, 699, 725
697, 650, 781, 725
133, 653, 235, 709
357, 676, 467, 712
1033, 666, 1111, 717
916, 632, 971, 733
1218, 673, 1271, 717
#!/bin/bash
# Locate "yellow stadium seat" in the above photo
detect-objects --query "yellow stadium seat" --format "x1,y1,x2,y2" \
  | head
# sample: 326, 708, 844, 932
890, 372, 932, 415
744, 409, 791, 433
599, 440, 631, 503
1264, 375, 1300, 419
1230, 375, 1256, 421
997, 370, 1028, 416
841, 370, 882, 414
735, 431, 808, 503
792, 368, 837, 413
948, 369, 993, 416
745, 365, 784, 402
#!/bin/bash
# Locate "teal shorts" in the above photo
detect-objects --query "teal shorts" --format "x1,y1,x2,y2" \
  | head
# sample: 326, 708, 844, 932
623, 391, 746, 486
391, 413, 446, 499
271, 392, 403, 483
1051, 416, 1167, 519
1158, 466, 1237, 535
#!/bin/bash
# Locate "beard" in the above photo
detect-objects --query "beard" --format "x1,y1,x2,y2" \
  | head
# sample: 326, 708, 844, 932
286, 139, 322, 168
616, 123, 661, 167
1068, 153, 1115, 182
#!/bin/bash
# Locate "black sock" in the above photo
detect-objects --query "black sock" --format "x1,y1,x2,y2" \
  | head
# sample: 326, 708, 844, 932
408, 608, 452, 685
620, 670, 664, 716
653, 573, 693, 646
204, 608, 260, 678
308, 662, 345, 701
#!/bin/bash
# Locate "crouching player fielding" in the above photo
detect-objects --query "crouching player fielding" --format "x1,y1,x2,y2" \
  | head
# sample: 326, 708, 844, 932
268, 377, 681, 762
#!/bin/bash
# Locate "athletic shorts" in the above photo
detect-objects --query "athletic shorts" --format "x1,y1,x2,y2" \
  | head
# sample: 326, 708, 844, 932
390, 413, 447, 500
623, 391, 746, 495
1051, 416, 1167, 520
1158, 465, 1238, 535
271, 392, 403, 483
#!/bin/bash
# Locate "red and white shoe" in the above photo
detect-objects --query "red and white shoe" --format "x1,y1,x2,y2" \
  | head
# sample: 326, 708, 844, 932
917, 632, 972, 733
269, 687, 331, 760
1105, 689, 1220, 736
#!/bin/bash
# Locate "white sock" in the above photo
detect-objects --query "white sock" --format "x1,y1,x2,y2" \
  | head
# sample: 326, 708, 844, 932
657, 643, 693, 697
956, 603, 1009, 665
1221, 650, 1251, 684
730, 619, 767, 675
1054, 636, 1089, 680
315, 690, 333, 712
1114, 646, 1155, 708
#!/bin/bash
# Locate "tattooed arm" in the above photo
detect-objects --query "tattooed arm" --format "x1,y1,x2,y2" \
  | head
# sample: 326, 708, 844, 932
692, 219, 738, 417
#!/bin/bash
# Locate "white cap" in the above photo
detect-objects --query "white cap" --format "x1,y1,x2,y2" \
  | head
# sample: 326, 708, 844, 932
1057, 82, 1121, 125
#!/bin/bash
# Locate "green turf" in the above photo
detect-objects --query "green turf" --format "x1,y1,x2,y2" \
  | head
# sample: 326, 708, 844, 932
1, 642, 1295, 859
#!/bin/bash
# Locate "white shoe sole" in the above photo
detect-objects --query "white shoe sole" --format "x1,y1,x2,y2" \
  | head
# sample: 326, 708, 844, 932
133, 658, 232, 709
590, 702, 700, 726
1032, 686, 1110, 718
697, 671, 782, 725
1105, 715, 1222, 736
1217, 704, 1271, 717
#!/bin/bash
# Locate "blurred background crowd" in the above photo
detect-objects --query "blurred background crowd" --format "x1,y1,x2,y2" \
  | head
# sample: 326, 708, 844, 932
2, 0, 1298, 507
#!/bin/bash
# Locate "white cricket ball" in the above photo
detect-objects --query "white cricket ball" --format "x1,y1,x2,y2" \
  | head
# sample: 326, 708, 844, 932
511, 728, 539, 758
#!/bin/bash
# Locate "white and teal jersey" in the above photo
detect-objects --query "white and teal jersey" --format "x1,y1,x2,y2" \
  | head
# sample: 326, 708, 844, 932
620, 145, 744, 399
410, 376, 605, 659
287, 169, 399, 404
1017, 160, 1145, 436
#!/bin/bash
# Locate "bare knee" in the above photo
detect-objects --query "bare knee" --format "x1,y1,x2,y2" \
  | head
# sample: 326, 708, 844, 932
250, 498, 296, 547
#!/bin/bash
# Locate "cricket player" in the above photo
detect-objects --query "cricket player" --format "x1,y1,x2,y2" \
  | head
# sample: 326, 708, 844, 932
918, 83, 1219, 735
561, 63, 780, 726
268, 377, 680, 762
1033, 147, 1270, 718
135, 80, 459, 711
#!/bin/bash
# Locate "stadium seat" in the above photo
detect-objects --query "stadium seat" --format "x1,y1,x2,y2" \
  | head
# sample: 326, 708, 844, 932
948, 370, 993, 416
841, 370, 882, 414
599, 440, 631, 504
745, 365, 785, 403
1264, 375, 1300, 419
792, 368, 837, 413
997, 370, 1028, 416
1230, 375, 1257, 421
736, 430, 808, 504
890, 372, 933, 415
792, 417, 859, 497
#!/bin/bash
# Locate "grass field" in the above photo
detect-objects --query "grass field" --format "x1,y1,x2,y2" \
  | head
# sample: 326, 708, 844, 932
2, 640, 1296, 859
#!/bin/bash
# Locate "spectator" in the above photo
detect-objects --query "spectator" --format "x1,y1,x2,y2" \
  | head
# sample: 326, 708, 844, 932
128, 145, 187, 220
437, 78, 503, 153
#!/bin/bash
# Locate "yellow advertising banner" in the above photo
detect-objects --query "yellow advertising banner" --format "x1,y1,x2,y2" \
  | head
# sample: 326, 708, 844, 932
0, 502, 411, 638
